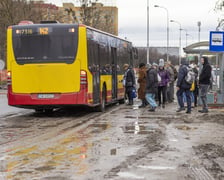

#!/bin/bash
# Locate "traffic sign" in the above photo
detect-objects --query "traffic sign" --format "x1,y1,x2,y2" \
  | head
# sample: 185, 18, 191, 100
209, 31, 224, 52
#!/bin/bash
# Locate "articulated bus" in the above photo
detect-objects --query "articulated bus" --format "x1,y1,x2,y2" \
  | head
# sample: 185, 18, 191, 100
7, 21, 136, 112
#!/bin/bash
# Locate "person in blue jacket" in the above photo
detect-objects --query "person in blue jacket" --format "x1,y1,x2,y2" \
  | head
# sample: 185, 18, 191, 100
176, 59, 192, 114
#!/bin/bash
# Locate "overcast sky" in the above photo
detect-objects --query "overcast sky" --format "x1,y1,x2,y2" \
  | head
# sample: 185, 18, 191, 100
46, 0, 221, 48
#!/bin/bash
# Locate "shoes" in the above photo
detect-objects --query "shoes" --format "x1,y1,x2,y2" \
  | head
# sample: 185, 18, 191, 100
148, 107, 156, 112
138, 104, 146, 108
186, 111, 191, 114
176, 107, 185, 112
162, 104, 165, 108
198, 109, 208, 113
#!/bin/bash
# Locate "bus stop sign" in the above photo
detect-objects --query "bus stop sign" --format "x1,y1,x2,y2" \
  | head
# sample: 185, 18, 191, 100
209, 31, 224, 52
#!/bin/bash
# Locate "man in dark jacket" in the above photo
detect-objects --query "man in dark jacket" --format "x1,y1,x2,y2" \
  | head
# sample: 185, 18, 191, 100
198, 56, 212, 113
123, 64, 136, 105
145, 63, 158, 111
176, 59, 192, 113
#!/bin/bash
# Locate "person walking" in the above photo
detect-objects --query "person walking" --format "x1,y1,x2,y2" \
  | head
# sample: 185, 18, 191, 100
145, 63, 158, 111
157, 59, 170, 108
176, 59, 192, 113
198, 56, 212, 113
137, 63, 148, 108
123, 64, 136, 105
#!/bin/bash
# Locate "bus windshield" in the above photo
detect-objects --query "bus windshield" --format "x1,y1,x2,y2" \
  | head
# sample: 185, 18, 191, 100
12, 24, 78, 64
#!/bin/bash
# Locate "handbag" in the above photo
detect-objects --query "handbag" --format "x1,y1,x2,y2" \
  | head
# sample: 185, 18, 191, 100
131, 87, 137, 98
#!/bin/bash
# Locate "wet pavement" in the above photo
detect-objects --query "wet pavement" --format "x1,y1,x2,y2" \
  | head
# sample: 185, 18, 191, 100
0, 96, 224, 180
0, 90, 31, 118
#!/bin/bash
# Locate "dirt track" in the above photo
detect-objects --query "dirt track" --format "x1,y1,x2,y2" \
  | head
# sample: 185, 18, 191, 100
0, 101, 224, 180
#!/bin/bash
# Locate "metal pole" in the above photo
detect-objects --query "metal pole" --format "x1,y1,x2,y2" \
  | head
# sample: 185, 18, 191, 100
170, 20, 182, 65
154, 5, 169, 62
197, 21, 201, 42
146, 0, 149, 64
166, 8, 169, 62
182, 29, 188, 47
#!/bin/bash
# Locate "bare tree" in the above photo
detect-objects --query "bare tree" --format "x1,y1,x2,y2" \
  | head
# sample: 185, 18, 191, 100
71, 0, 115, 34
0, 0, 44, 62
214, 0, 224, 30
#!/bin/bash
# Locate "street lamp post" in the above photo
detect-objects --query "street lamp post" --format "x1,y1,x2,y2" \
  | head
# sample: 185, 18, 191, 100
182, 29, 189, 47
170, 20, 182, 65
154, 5, 169, 62
197, 21, 201, 42
147, 0, 149, 64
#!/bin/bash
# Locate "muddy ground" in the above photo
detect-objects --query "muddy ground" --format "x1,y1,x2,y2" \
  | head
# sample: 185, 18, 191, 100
0, 101, 224, 180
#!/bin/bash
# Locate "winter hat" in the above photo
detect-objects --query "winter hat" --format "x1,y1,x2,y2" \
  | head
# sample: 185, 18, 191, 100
152, 62, 158, 67
123, 64, 129, 69
158, 59, 164, 67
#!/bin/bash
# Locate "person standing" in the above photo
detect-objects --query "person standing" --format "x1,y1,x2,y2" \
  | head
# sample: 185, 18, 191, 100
145, 63, 158, 111
123, 64, 136, 105
137, 63, 148, 108
190, 62, 199, 107
165, 61, 175, 103
198, 56, 212, 113
157, 59, 170, 108
176, 59, 192, 113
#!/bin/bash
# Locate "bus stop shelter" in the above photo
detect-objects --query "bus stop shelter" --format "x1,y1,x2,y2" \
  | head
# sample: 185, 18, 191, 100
183, 41, 224, 106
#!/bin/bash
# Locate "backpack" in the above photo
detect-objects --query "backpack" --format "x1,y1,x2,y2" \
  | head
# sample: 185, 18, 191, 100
185, 66, 195, 84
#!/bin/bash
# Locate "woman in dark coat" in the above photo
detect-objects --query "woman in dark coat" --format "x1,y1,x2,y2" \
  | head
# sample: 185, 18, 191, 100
123, 64, 136, 105
145, 64, 158, 111
137, 63, 147, 107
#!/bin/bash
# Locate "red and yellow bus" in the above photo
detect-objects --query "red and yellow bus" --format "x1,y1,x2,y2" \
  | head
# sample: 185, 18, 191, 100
7, 21, 136, 112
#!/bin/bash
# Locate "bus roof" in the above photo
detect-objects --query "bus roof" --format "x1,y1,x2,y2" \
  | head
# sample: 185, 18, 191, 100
11, 22, 132, 45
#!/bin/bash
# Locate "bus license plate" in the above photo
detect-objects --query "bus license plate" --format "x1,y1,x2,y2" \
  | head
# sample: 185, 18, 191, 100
38, 94, 54, 99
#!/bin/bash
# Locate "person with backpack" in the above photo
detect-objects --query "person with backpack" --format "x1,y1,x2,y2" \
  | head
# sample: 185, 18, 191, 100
198, 56, 212, 113
190, 62, 199, 107
176, 59, 192, 114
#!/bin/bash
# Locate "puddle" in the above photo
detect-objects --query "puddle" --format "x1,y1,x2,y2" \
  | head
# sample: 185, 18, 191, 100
138, 165, 176, 170
117, 172, 145, 179
41, 176, 71, 180
125, 116, 138, 119
35, 165, 55, 171
122, 122, 159, 134
87, 123, 110, 133
110, 148, 117, 155
16, 170, 33, 174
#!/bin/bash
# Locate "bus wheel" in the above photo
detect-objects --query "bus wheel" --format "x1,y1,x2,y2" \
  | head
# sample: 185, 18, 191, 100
96, 86, 106, 112
44, 109, 54, 113
35, 109, 44, 113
